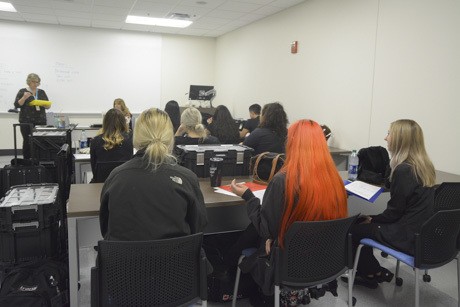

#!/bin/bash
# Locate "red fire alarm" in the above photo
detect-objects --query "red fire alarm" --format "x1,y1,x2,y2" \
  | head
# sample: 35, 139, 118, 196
291, 41, 298, 54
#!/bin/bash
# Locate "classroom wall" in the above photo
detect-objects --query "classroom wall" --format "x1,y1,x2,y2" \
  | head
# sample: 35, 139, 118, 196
214, 0, 460, 175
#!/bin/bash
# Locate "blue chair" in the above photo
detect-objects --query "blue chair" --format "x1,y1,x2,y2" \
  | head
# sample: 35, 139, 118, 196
351, 209, 460, 307
232, 215, 358, 307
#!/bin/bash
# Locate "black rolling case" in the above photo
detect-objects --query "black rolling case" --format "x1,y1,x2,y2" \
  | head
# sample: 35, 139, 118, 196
0, 184, 61, 264
0, 124, 54, 199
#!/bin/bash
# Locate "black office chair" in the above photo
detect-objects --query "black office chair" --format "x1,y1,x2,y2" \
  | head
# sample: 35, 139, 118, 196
351, 209, 460, 307
421, 182, 460, 281
232, 215, 358, 307
93, 161, 126, 183
91, 233, 208, 307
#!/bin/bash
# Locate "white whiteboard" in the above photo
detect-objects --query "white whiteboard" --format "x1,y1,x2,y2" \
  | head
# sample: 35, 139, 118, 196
0, 21, 162, 113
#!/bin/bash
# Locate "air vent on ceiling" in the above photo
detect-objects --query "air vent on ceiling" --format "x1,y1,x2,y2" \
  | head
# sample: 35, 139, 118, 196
167, 13, 191, 20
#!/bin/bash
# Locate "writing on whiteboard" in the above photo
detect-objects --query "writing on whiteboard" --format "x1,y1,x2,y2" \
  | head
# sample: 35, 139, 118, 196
54, 62, 79, 83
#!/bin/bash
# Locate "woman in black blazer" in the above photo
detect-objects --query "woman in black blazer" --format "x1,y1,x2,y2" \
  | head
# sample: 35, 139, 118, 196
349, 119, 436, 288
90, 108, 133, 179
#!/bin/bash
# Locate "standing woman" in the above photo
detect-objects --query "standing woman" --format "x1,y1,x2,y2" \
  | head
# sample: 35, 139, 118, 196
90, 108, 133, 179
349, 119, 436, 288
230, 120, 347, 302
206, 105, 240, 144
164, 100, 181, 134
243, 102, 288, 154
14, 73, 50, 159
99, 108, 207, 241
113, 98, 132, 130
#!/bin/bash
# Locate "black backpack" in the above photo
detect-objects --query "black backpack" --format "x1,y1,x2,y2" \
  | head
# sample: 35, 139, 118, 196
357, 146, 390, 185
0, 260, 68, 307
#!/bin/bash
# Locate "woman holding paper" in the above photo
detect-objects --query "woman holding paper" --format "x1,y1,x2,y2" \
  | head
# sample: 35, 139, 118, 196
348, 119, 436, 288
230, 119, 347, 304
14, 73, 50, 159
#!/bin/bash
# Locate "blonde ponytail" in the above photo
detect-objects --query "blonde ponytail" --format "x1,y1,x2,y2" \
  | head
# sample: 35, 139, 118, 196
133, 108, 176, 170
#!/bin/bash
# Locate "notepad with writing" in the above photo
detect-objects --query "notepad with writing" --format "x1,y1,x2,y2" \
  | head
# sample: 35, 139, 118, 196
344, 180, 383, 203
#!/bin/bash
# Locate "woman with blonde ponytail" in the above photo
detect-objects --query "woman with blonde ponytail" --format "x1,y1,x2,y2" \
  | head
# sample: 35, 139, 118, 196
174, 107, 220, 145
99, 108, 207, 241
348, 119, 436, 289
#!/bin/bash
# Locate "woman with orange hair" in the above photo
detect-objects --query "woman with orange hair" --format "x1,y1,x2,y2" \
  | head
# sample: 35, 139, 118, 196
230, 119, 347, 304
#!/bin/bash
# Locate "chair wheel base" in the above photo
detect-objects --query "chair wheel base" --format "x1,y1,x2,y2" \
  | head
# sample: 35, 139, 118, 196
423, 274, 431, 282
395, 277, 403, 286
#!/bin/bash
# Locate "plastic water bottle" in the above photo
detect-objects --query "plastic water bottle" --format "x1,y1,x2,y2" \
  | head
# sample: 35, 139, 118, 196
348, 150, 359, 181
80, 130, 88, 149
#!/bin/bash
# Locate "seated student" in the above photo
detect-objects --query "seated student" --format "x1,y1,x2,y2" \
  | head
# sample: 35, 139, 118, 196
347, 119, 435, 288
243, 102, 288, 155
99, 108, 207, 241
164, 100, 181, 134
175, 107, 220, 145
90, 108, 133, 180
113, 98, 132, 130
230, 119, 347, 304
206, 105, 240, 144
240, 103, 261, 139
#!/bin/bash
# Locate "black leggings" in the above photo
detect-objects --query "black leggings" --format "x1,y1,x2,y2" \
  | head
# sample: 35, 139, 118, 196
349, 223, 384, 276
19, 124, 34, 160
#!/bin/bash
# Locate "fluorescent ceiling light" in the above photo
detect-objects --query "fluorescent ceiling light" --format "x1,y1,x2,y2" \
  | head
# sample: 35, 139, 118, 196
126, 16, 192, 28
0, 1, 16, 12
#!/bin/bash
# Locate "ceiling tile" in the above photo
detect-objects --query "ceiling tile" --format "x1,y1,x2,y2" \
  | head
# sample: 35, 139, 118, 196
121, 23, 153, 32
11, 0, 54, 8
0, 11, 24, 21
269, 0, 305, 8
91, 20, 123, 29
92, 5, 130, 16
218, 1, 261, 13
51, 2, 92, 13
54, 9, 91, 19
131, 1, 174, 12
14, 5, 54, 15
58, 16, 91, 27
128, 9, 170, 18
21, 13, 58, 23
238, 13, 265, 22
206, 9, 245, 19
178, 0, 227, 9
95, 0, 136, 9
92, 13, 125, 22
253, 5, 283, 16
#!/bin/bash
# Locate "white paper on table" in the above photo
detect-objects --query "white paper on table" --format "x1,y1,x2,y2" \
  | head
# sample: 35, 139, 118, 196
214, 187, 266, 201
345, 180, 382, 201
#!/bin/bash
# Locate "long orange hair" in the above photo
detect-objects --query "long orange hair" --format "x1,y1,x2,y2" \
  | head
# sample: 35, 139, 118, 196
278, 120, 347, 247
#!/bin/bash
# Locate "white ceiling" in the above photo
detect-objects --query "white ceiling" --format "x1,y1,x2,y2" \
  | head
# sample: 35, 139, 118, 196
0, 0, 305, 37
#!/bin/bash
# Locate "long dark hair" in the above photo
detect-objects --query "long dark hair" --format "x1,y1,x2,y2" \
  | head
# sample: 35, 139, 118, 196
209, 105, 239, 144
259, 102, 288, 139
164, 100, 180, 133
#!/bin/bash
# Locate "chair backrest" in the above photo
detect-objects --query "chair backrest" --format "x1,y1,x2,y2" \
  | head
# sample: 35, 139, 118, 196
93, 161, 126, 183
275, 215, 358, 288
434, 182, 460, 211
433, 183, 460, 249
415, 209, 460, 268
93, 233, 207, 307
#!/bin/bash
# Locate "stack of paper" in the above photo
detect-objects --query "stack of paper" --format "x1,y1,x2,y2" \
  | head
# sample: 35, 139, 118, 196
344, 180, 383, 203
214, 182, 267, 200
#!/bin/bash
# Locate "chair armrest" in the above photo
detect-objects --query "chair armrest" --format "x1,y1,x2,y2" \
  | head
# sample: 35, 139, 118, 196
91, 266, 99, 307
414, 233, 421, 268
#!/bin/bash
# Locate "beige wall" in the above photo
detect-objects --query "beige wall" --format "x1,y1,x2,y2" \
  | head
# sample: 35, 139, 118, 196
214, 0, 460, 175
